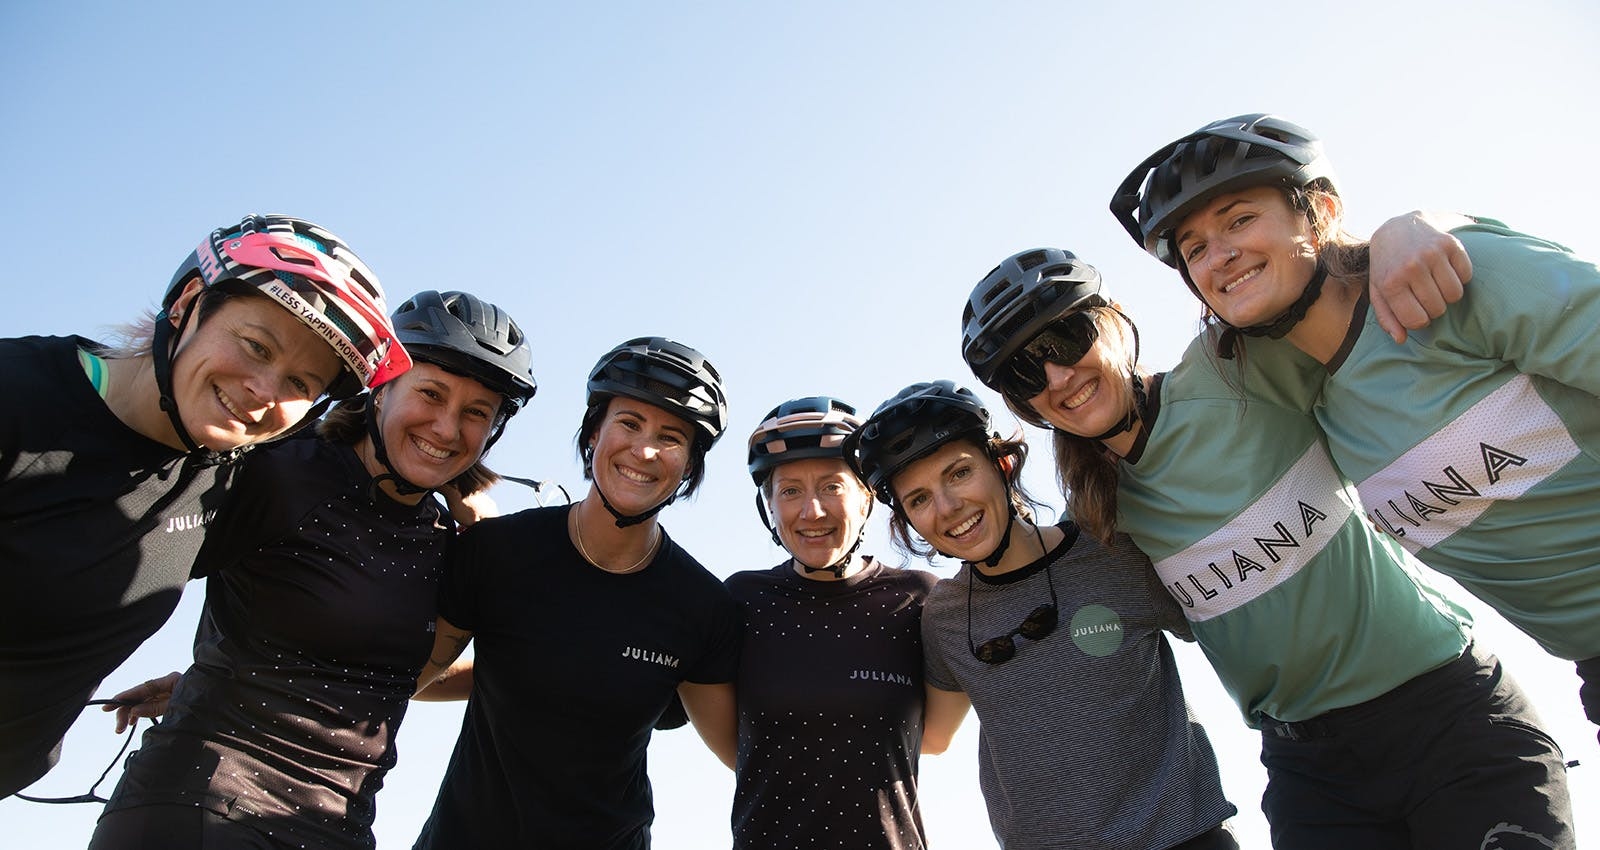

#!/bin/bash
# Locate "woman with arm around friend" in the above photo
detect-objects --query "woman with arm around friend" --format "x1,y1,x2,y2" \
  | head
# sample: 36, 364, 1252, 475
1116, 112, 1600, 745
844, 379, 1238, 850
721, 396, 962, 850
412, 336, 742, 850
85, 290, 537, 849
0, 214, 405, 800
960, 236, 1575, 847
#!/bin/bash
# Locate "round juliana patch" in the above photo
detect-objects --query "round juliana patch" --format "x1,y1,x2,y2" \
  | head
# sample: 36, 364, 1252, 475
1069, 604, 1125, 657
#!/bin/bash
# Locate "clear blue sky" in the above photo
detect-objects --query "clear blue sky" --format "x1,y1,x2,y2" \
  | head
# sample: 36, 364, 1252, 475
4, 2, 1597, 847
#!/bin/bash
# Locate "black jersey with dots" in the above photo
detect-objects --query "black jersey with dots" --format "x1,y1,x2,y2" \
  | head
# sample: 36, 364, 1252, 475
0, 335, 235, 798
100, 435, 450, 850
724, 559, 938, 850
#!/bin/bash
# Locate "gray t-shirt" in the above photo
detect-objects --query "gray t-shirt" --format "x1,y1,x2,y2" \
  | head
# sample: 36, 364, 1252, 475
922, 523, 1233, 850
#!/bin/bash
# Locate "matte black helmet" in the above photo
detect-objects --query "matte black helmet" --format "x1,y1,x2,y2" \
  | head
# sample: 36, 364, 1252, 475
391, 290, 537, 412
845, 380, 990, 507
962, 248, 1105, 391
748, 396, 863, 488
1110, 114, 1336, 268
587, 336, 729, 449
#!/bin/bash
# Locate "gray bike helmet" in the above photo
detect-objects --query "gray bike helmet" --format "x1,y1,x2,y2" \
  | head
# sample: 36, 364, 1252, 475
391, 290, 537, 413
962, 248, 1105, 421
1110, 113, 1336, 269
586, 336, 728, 451
845, 380, 990, 508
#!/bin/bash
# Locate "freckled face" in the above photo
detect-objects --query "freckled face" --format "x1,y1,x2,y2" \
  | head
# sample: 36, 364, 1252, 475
1173, 185, 1320, 327
768, 457, 873, 569
170, 292, 345, 451
370, 362, 500, 488
892, 440, 1010, 562
588, 397, 694, 514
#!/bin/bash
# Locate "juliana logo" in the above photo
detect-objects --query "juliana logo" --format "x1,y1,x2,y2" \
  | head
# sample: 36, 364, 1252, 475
848, 669, 915, 686
163, 510, 216, 533
621, 646, 680, 669
1069, 604, 1124, 657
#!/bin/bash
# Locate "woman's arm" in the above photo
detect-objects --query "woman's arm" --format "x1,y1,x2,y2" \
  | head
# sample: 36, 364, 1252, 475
102, 671, 182, 733
414, 617, 474, 700
678, 681, 738, 770
1368, 211, 1476, 343
920, 684, 971, 755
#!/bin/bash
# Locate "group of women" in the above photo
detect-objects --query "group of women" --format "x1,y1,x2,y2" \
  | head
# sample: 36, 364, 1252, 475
2, 112, 1595, 850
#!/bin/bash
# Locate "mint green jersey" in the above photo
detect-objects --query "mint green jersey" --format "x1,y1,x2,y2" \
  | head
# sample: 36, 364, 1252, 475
1314, 222, 1600, 660
1117, 333, 1471, 725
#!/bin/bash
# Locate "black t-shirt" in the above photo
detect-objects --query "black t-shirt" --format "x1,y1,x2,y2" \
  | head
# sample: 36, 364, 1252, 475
0, 335, 233, 797
102, 435, 450, 849
725, 559, 938, 850
414, 504, 742, 850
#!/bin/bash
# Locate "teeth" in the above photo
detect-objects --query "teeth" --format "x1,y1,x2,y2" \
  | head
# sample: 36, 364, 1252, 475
948, 513, 981, 537
1222, 267, 1259, 294
215, 386, 247, 423
798, 529, 834, 538
1065, 379, 1097, 409
617, 465, 654, 483
412, 436, 453, 460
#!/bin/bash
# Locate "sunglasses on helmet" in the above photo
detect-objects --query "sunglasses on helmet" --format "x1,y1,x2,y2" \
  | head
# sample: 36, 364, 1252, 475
993, 312, 1100, 401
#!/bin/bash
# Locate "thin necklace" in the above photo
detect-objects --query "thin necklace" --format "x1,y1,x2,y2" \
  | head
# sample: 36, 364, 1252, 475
572, 509, 660, 574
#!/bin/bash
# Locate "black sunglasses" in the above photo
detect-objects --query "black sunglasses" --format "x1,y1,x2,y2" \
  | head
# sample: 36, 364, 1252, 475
967, 562, 1059, 664
993, 313, 1100, 402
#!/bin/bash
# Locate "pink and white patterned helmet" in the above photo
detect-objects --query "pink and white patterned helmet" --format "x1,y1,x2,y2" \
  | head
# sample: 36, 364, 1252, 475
166, 214, 411, 392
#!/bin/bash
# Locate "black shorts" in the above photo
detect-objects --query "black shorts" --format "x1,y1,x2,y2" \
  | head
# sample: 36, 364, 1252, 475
1257, 644, 1574, 850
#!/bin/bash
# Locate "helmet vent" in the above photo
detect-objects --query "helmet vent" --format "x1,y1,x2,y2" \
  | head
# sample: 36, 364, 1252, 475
1016, 250, 1050, 271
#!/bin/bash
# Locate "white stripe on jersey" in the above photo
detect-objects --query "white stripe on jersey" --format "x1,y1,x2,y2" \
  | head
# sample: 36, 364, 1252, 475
1153, 445, 1355, 622
1356, 373, 1579, 551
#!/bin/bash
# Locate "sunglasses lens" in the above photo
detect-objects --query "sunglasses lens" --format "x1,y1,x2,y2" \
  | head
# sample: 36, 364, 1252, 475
1018, 604, 1059, 640
999, 314, 1099, 401
974, 636, 1017, 664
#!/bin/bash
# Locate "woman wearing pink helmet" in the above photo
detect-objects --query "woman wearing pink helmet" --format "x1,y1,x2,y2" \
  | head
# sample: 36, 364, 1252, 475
0, 213, 405, 800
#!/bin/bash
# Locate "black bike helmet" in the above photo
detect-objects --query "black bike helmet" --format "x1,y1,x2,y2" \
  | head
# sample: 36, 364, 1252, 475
1110, 113, 1336, 268
391, 290, 537, 412
586, 336, 729, 450
747, 396, 862, 488
845, 380, 990, 508
962, 249, 1105, 407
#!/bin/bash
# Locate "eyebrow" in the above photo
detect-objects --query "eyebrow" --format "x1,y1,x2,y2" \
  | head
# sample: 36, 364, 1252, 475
1176, 198, 1250, 248
614, 405, 691, 439
243, 320, 337, 390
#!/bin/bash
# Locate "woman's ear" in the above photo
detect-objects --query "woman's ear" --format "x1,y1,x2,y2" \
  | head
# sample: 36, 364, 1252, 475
168, 277, 206, 326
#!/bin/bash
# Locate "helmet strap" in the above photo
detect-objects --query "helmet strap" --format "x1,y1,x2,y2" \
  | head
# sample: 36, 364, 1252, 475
152, 305, 206, 455
596, 483, 677, 528
364, 394, 431, 499
1215, 258, 1329, 360
1088, 373, 1148, 441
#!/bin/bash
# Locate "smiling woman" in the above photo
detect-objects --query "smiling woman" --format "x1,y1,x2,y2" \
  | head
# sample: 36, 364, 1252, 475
969, 221, 1577, 847
844, 379, 1238, 850
84, 289, 535, 850
410, 335, 743, 850
716, 396, 956, 850
0, 214, 402, 805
